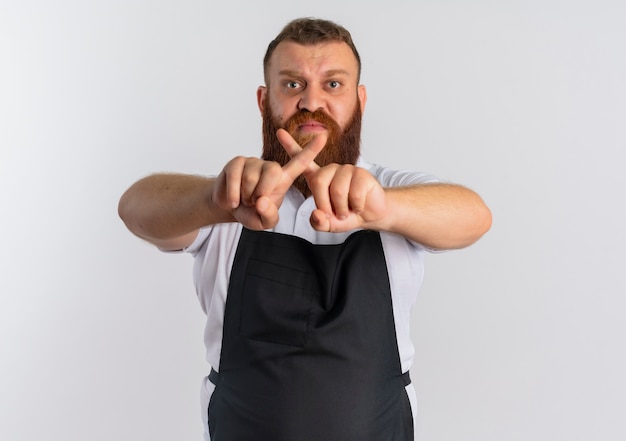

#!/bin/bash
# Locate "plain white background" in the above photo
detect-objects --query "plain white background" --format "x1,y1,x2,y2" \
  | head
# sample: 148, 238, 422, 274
2, 0, 625, 440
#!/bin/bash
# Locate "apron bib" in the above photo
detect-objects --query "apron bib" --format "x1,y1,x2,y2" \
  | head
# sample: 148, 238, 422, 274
208, 228, 413, 441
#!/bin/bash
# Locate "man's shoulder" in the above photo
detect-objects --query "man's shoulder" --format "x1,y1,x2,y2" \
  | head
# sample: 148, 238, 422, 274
356, 157, 440, 187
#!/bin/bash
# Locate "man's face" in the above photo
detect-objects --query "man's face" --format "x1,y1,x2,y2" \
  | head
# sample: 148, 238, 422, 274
257, 41, 367, 194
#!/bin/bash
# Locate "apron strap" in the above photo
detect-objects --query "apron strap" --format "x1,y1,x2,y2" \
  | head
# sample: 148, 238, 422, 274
210, 368, 411, 387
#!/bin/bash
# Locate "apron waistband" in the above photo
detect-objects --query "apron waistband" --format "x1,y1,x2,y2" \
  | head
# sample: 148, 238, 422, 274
209, 368, 411, 387
209, 368, 220, 386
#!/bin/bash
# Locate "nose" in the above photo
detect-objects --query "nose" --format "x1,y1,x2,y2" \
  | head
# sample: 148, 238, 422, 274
297, 85, 325, 112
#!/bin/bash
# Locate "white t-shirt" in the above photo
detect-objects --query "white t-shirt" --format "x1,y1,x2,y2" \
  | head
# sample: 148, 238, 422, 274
184, 158, 438, 440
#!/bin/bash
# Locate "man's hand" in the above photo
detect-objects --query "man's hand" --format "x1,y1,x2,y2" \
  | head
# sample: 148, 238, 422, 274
211, 131, 328, 230
276, 129, 388, 233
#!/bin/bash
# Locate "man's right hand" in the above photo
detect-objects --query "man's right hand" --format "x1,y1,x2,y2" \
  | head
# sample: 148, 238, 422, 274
211, 131, 327, 230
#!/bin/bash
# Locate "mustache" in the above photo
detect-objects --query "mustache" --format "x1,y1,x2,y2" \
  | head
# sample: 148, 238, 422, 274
282, 109, 341, 147
284, 109, 339, 130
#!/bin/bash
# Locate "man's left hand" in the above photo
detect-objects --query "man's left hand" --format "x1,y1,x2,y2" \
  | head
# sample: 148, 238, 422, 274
277, 129, 388, 233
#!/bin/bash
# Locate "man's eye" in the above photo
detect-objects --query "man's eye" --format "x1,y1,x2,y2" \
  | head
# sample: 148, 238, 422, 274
328, 81, 340, 89
286, 81, 300, 89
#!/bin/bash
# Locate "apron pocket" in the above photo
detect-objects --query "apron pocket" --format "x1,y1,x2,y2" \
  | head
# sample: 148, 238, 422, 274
240, 258, 315, 347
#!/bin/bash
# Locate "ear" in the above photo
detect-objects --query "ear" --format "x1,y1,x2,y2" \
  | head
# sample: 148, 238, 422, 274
357, 85, 367, 113
257, 86, 267, 115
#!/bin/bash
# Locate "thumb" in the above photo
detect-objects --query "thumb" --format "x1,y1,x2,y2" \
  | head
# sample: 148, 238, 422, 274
256, 196, 279, 229
310, 209, 331, 232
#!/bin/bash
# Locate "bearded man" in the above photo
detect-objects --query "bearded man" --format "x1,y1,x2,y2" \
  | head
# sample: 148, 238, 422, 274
119, 17, 491, 441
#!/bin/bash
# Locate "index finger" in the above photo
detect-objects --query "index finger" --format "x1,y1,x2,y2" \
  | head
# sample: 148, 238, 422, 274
278, 128, 325, 181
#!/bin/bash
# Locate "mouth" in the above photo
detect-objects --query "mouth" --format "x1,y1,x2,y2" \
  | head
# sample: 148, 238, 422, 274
297, 120, 327, 133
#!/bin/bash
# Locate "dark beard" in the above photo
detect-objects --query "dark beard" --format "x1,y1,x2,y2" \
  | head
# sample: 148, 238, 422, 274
261, 98, 362, 196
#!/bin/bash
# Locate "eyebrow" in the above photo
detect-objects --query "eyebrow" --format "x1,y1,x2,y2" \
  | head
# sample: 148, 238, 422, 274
278, 69, 352, 78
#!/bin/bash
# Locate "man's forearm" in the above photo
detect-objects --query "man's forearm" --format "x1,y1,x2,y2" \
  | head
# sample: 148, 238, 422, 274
118, 173, 233, 242
379, 183, 492, 250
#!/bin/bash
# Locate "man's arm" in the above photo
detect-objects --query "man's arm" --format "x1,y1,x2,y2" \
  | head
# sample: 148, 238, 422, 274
305, 166, 491, 250
277, 129, 492, 250
118, 133, 328, 250
376, 183, 492, 250
117, 174, 229, 251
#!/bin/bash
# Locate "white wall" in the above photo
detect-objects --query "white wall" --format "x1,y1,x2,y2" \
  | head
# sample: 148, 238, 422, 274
2, 1, 625, 440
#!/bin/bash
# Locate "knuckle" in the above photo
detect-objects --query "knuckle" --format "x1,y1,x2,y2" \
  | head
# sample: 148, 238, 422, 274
329, 183, 344, 201
231, 155, 247, 166
264, 161, 282, 175
224, 156, 247, 174
241, 172, 257, 186
308, 172, 326, 189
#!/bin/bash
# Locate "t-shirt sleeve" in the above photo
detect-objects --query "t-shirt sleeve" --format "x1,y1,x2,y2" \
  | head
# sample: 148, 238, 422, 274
367, 163, 441, 188
184, 227, 213, 256
156, 227, 212, 255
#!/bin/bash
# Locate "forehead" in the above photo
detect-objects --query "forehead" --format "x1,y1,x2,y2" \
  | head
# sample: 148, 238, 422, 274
266, 41, 359, 81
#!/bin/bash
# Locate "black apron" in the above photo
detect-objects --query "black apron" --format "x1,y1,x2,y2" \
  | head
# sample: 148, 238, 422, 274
208, 228, 413, 441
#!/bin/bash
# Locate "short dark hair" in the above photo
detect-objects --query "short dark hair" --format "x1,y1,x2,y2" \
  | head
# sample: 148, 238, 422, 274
263, 18, 361, 83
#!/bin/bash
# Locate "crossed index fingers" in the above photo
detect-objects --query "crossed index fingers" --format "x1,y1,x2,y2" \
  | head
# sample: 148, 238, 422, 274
277, 129, 324, 183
